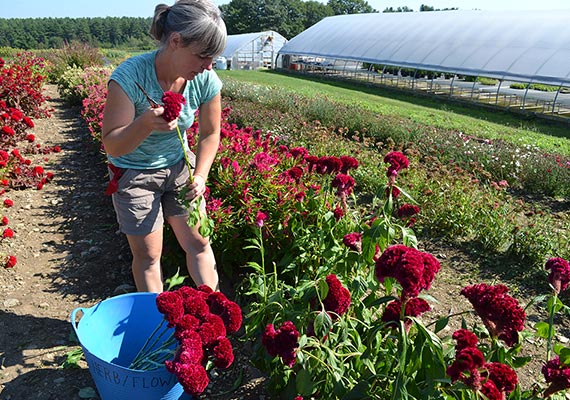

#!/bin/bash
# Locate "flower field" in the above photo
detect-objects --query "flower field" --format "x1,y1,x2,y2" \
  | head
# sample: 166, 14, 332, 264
3, 49, 570, 399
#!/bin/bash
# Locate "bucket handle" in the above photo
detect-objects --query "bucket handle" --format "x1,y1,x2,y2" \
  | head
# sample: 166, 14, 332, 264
70, 307, 87, 338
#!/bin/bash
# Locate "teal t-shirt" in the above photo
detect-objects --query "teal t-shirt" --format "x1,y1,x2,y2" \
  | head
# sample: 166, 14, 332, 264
107, 50, 222, 169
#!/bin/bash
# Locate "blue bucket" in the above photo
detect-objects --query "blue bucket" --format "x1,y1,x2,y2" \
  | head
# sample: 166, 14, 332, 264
70, 292, 192, 400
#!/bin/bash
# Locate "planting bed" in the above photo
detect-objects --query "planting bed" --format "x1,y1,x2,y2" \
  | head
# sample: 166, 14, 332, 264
0, 85, 569, 399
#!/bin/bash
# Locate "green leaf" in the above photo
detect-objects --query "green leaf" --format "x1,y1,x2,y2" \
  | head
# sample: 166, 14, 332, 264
316, 278, 329, 301
559, 347, 570, 365
314, 310, 333, 338
295, 368, 314, 396
61, 348, 84, 369
534, 321, 551, 339
434, 316, 449, 334
511, 355, 532, 368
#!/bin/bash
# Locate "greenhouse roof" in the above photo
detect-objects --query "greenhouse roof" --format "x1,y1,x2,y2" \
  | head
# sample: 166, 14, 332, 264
222, 31, 287, 58
278, 10, 570, 86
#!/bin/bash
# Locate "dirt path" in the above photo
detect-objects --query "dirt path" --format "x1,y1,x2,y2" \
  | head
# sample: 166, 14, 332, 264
0, 85, 133, 399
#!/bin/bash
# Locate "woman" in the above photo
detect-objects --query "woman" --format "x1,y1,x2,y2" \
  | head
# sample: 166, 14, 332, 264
102, 0, 226, 292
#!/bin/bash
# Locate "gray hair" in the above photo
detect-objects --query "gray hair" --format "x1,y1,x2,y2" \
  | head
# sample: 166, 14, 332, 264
150, 0, 227, 58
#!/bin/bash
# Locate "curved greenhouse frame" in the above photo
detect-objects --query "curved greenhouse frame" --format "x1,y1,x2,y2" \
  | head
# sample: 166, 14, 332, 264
220, 31, 287, 70
277, 10, 570, 120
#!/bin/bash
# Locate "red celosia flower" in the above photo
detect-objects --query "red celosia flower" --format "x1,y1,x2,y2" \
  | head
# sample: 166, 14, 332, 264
331, 173, 355, 196
156, 291, 184, 327
446, 346, 486, 384
170, 362, 209, 395
381, 297, 431, 329
342, 232, 362, 252
285, 166, 303, 183
484, 362, 518, 393
1, 216, 8, 225
322, 274, 351, 318
23, 116, 34, 128
174, 314, 201, 340
333, 206, 344, 221
316, 156, 343, 174
2, 228, 14, 238
4, 255, 16, 268
542, 356, 570, 397
1, 126, 14, 136
460, 283, 525, 347
161, 91, 186, 122
397, 203, 420, 219
452, 329, 479, 351
3, 199, 13, 208
255, 211, 268, 227
289, 147, 309, 159
545, 257, 570, 293
26, 134, 35, 142
480, 380, 501, 400
197, 313, 227, 347
262, 321, 300, 367
384, 151, 409, 172
212, 336, 234, 368
206, 292, 242, 334
375, 245, 441, 298
172, 331, 204, 365
340, 155, 359, 174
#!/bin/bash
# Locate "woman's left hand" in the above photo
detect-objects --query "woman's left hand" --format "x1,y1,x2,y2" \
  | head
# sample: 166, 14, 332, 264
185, 174, 206, 202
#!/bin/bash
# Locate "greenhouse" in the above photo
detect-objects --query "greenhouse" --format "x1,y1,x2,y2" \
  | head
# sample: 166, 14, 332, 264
218, 30, 287, 70
277, 9, 570, 120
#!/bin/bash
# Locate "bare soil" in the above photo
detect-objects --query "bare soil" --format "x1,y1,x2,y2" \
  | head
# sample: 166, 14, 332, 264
0, 85, 568, 400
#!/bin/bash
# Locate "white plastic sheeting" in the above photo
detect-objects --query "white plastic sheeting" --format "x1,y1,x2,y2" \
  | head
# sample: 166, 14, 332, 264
221, 31, 287, 70
278, 10, 570, 86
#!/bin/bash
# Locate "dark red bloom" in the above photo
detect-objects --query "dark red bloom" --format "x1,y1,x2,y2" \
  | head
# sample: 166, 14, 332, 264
156, 291, 184, 327
316, 156, 343, 174
384, 151, 409, 171
333, 206, 344, 221
484, 362, 518, 393
446, 346, 485, 383
322, 274, 351, 318
480, 380, 501, 400
452, 329, 479, 351
375, 245, 440, 298
460, 283, 525, 347
171, 362, 209, 396
197, 313, 226, 347
174, 314, 201, 340
173, 331, 204, 365
542, 356, 570, 397
342, 232, 362, 252
339, 155, 359, 174
545, 257, 570, 293
2, 228, 14, 238
397, 203, 420, 219
206, 292, 242, 334
331, 173, 355, 196
161, 91, 186, 122
4, 255, 16, 268
381, 298, 430, 328
289, 147, 309, 159
285, 166, 303, 183
3, 199, 13, 208
255, 211, 268, 227
211, 336, 234, 368
262, 321, 299, 367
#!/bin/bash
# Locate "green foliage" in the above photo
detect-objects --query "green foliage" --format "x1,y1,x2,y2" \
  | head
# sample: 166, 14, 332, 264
45, 41, 105, 83
0, 17, 154, 50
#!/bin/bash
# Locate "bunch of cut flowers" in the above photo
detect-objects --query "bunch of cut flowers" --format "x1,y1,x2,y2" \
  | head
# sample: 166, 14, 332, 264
129, 285, 242, 396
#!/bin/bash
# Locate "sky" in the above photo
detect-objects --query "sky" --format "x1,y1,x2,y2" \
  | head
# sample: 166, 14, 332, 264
1, 0, 569, 18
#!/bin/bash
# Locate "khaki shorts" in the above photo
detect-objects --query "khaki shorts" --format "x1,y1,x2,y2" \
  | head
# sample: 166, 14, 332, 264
110, 156, 202, 235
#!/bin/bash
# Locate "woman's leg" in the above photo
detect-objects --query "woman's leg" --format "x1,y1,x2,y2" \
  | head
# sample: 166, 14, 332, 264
167, 215, 219, 291
126, 226, 164, 293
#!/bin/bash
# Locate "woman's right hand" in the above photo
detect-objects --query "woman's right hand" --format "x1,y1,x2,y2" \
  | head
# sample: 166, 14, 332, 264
142, 106, 180, 132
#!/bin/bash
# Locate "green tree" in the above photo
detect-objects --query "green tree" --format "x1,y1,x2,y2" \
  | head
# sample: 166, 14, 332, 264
327, 0, 376, 15
303, 0, 334, 29
383, 6, 414, 12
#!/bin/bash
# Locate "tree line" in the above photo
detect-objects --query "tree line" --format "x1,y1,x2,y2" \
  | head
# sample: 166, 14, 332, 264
0, 0, 449, 50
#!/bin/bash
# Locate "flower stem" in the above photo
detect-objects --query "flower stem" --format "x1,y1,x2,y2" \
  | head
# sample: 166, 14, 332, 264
175, 125, 194, 183
546, 292, 557, 362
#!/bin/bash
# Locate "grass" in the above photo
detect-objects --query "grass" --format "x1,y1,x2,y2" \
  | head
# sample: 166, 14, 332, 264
217, 70, 570, 156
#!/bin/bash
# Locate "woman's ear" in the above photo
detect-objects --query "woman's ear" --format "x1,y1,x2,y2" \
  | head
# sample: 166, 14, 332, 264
169, 32, 182, 49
